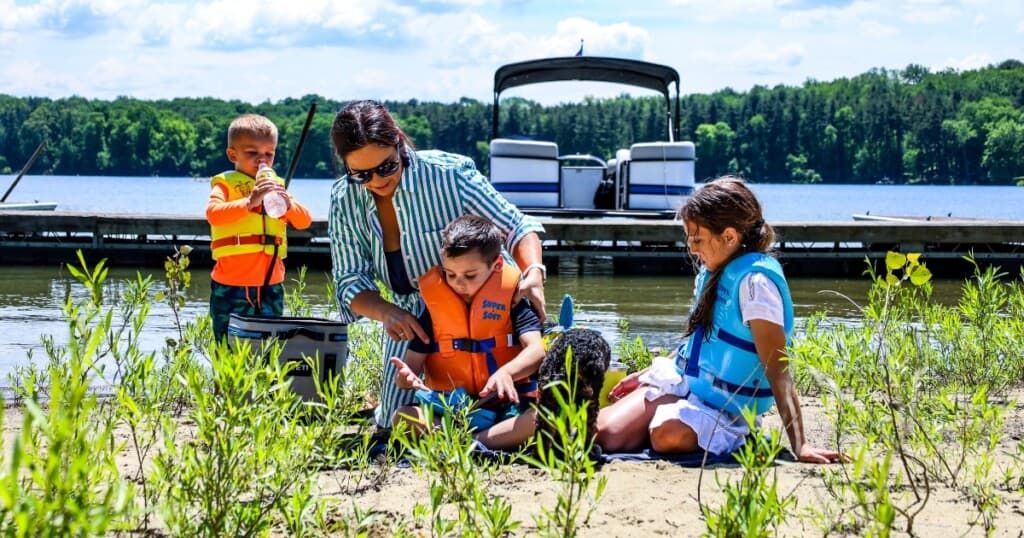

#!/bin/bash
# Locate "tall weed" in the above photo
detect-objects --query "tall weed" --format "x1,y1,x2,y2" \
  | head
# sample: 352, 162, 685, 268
152, 338, 322, 537
701, 410, 794, 538
0, 251, 133, 535
526, 348, 607, 538
791, 253, 1019, 534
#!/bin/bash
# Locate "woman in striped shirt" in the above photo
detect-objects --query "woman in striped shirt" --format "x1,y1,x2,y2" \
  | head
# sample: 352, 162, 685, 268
329, 100, 547, 428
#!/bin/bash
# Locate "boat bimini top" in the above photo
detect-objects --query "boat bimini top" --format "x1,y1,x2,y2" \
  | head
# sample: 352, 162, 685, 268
491, 56, 681, 142
488, 56, 694, 215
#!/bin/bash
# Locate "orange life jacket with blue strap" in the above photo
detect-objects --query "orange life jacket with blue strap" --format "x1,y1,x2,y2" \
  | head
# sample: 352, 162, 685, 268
418, 259, 537, 398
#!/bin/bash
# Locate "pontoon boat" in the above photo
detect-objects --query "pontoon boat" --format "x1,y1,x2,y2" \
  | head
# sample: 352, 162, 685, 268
489, 56, 695, 218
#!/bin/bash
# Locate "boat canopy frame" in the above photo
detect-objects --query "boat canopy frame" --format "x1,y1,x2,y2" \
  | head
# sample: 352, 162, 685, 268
491, 56, 681, 142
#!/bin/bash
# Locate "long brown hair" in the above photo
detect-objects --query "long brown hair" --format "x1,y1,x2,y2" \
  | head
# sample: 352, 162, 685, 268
331, 100, 415, 168
680, 176, 775, 337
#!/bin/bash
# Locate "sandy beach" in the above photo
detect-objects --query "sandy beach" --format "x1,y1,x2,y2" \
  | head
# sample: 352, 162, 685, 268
5, 391, 1023, 536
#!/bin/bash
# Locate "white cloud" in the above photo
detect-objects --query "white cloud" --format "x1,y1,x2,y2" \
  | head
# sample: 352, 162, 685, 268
1, 61, 78, 96
547, 18, 648, 59
729, 41, 808, 74
666, 0, 779, 22
779, 1, 882, 29
0, 0, 143, 35
903, 4, 960, 24
0, 0, 414, 50
860, 20, 898, 37
134, 0, 397, 50
938, 53, 993, 72
409, 15, 649, 70
0, 0, 1020, 104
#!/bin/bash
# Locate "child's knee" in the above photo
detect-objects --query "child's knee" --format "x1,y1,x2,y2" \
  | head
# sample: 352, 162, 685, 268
595, 415, 633, 451
649, 421, 698, 454
595, 409, 629, 438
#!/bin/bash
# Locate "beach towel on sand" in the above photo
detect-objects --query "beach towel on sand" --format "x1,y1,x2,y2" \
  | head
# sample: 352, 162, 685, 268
365, 438, 773, 468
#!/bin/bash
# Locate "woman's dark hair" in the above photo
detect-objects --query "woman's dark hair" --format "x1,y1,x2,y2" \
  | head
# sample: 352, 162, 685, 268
440, 215, 505, 263
680, 176, 775, 337
331, 100, 414, 167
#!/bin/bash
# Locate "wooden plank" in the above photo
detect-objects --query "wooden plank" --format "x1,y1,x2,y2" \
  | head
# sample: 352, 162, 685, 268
1, 211, 1022, 248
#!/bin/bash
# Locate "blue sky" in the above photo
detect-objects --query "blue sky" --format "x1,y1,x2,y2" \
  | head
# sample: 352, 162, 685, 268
1, 0, 1022, 105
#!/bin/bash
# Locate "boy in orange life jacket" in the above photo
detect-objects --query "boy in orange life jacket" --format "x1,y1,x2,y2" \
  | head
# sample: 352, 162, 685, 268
206, 114, 312, 341
390, 215, 545, 450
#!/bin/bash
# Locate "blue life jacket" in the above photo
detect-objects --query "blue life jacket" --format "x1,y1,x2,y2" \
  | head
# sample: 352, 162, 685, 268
675, 253, 794, 417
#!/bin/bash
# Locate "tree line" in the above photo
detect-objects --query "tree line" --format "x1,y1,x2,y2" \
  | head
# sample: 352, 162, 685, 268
0, 59, 1021, 184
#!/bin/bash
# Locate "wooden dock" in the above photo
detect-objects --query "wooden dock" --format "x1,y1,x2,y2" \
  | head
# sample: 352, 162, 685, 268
1, 211, 1022, 277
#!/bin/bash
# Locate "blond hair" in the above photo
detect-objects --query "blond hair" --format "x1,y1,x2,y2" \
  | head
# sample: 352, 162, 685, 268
227, 114, 278, 146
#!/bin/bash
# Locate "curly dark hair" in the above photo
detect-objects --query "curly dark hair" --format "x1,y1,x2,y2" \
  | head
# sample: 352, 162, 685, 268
536, 328, 611, 459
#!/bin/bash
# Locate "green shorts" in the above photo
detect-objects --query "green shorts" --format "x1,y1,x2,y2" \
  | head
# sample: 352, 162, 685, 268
209, 281, 284, 341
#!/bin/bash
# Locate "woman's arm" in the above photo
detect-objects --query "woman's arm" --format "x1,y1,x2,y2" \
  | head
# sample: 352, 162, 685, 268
511, 233, 546, 318
454, 156, 548, 317
751, 319, 842, 463
328, 184, 386, 324
348, 291, 427, 343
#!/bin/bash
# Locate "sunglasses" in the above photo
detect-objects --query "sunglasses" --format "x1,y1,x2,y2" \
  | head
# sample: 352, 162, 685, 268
345, 149, 402, 185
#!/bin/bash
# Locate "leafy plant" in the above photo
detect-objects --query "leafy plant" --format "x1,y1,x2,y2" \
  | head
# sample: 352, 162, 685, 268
791, 253, 1019, 535
614, 318, 654, 373
0, 251, 133, 535
701, 410, 795, 538
156, 244, 193, 344
393, 401, 521, 537
152, 338, 323, 537
525, 347, 607, 538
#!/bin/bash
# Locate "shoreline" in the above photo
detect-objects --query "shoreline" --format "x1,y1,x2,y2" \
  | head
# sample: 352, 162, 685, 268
4, 392, 1023, 536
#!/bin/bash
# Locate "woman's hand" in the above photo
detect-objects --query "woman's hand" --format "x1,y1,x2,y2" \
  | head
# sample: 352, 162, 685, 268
479, 369, 518, 404
608, 371, 642, 402
389, 357, 429, 391
515, 269, 546, 322
381, 303, 429, 343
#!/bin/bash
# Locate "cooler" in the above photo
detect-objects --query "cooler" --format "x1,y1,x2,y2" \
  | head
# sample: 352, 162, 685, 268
227, 314, 349, 403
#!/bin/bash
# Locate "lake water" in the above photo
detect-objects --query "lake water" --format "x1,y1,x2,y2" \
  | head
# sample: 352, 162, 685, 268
0, 175, 1017, 385
0, 265, 969, 385
2, 175, 1023, 221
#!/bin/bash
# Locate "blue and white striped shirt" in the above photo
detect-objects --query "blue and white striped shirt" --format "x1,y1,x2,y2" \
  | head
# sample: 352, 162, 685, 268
328, 148, 545, 323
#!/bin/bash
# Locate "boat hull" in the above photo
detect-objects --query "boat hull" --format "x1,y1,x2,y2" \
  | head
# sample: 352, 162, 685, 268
0, 202, 57, 211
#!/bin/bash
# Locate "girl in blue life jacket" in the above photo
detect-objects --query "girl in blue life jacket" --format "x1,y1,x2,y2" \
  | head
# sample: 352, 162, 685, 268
595, 177, 843, 463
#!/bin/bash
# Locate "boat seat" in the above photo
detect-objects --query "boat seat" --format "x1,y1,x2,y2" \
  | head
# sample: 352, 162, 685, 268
489, 139, 560, 208
625, 142, 696, 210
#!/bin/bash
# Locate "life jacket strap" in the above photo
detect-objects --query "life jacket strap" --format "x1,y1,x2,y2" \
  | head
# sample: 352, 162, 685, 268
683, 325, 769, 397
711, 377, 774, 398
716, 328, 758, 353
211, 234, 282, 249
683, 325, 705, 378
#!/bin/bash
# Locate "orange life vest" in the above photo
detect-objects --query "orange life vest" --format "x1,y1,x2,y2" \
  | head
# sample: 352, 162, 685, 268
418, 259, 536, 397
209, 170, 288, 260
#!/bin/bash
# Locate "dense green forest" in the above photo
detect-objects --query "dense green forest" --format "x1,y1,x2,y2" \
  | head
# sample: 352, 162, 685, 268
1, 60, 1022, 184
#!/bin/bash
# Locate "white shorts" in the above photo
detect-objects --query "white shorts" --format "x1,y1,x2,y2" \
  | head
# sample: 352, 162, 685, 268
641, 357, 755, 455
